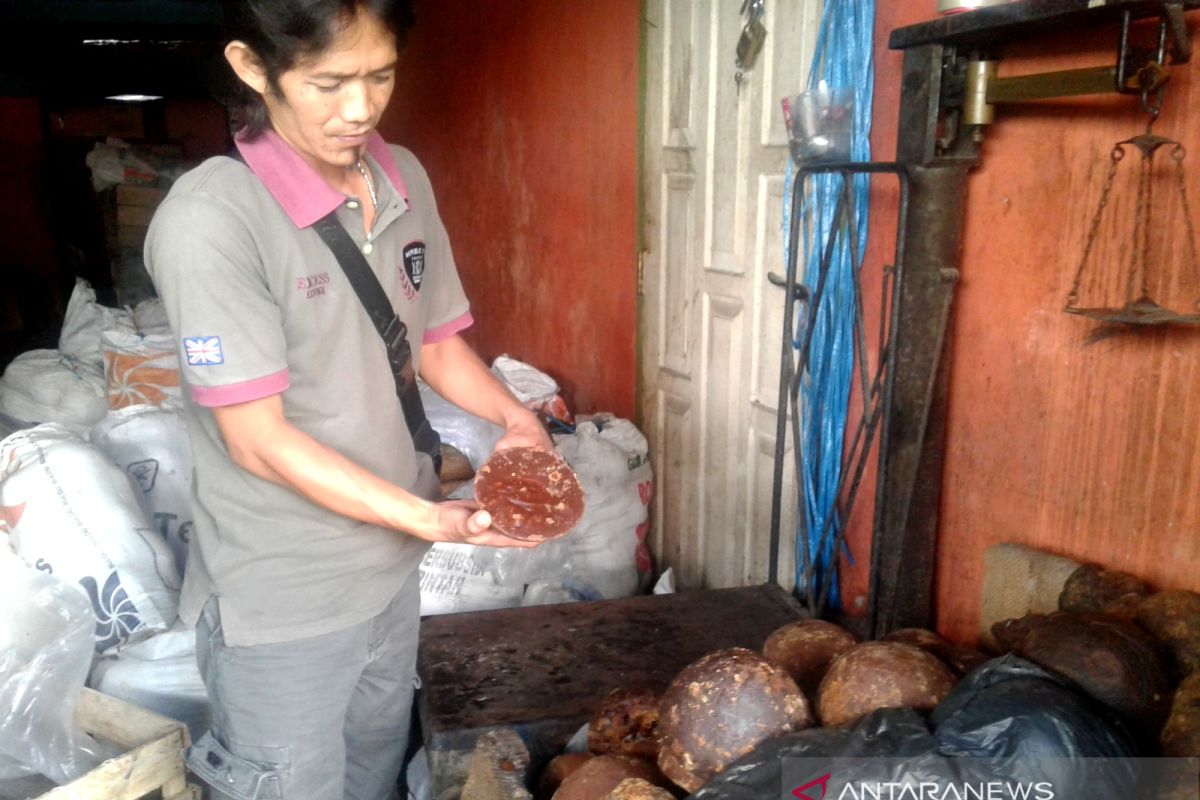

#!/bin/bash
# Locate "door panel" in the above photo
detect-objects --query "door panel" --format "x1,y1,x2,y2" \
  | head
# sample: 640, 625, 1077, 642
642, 0, 818, 590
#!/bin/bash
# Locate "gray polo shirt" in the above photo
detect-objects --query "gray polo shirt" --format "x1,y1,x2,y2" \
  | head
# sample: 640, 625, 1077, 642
144, 130, 472, 646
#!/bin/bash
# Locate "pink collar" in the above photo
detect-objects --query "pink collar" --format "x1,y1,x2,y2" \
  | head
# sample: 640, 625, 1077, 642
234, 129, 410, 229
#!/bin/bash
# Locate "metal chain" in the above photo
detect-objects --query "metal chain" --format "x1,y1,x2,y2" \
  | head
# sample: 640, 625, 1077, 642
1172, 144, 1200, 310
1130, 144, 1152, 304
1130, 52, 1164, 304
1068, 145, 1123, 307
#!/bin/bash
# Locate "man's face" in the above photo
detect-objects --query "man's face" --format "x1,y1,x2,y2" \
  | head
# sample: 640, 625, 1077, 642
264, 7, 397, 176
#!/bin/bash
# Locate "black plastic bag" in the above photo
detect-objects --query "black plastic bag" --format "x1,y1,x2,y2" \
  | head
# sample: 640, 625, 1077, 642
688, 656, 1152, 800
688, 708, 940, 799
930, 655, 1142, 800
932, 654, 1140, 759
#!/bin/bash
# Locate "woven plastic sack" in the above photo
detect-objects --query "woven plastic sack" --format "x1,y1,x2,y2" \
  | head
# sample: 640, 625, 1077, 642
419, 382, 503, 470
979, 544, 1081, 651
131, 298, 171, 336
89, 620, 208, 741
99, 328, 181, 409
58, 279, 134, 372
0, 424, 179, 653
419, 542, 524, 616
492, 354, 572, 422
90, 405, 195, 575
0, 350, 108, 428
552, 417, 653, 596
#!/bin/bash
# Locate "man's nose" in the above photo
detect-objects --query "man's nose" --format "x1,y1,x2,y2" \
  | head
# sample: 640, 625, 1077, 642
340, 82, 372, 124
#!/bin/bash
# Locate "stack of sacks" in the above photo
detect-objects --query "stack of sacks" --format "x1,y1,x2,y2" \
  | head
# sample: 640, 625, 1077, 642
0, 279, 181, 428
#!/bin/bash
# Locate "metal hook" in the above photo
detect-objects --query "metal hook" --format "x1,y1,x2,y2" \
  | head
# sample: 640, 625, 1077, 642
1141, 85, 1164, 120
740, 0, 764, 22
1137, 63, 1167, 122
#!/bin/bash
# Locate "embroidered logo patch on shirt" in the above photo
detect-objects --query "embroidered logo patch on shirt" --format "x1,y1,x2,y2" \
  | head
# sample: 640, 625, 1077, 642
296, 272, 331, 300
403, 241, 426, 291
184, 336, 224, 366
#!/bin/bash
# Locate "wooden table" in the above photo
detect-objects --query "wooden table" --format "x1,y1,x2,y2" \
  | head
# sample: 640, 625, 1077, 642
417, 584, 806, 798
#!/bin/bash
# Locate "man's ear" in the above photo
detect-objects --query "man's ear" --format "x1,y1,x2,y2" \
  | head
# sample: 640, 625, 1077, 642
224, 41, 270, 96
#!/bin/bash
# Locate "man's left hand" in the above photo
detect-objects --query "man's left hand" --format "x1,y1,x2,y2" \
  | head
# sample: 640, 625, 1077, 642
494, 409, 554, 453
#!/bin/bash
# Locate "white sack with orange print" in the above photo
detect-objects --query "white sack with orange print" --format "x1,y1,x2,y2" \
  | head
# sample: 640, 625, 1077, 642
99, 328, 181, 410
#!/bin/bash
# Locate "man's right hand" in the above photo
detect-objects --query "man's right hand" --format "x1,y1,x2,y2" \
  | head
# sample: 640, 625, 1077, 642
427, 500, 542, 549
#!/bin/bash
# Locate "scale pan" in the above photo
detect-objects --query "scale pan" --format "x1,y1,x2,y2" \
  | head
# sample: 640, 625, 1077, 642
1066, 297, 1200, 326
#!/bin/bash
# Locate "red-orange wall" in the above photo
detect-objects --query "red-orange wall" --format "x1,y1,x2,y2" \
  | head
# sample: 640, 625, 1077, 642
870, 8, 1200, 644
382, 1, 640, 419
0, 98, 55, 288
0, 97, 63, 358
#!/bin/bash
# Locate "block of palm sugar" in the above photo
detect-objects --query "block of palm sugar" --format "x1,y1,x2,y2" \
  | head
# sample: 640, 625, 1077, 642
474, 447, 584, 542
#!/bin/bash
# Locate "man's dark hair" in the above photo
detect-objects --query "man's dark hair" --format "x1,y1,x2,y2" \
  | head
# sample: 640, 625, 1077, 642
220, 0, 415, 139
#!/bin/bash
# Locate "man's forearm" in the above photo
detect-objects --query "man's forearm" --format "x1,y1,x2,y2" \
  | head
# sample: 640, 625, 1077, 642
210, 394, 533, 548
215, 395, 437, 534
419, 334, 540, 431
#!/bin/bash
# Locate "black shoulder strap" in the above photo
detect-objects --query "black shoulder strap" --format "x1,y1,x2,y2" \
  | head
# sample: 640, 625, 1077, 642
312, 210, 442, 472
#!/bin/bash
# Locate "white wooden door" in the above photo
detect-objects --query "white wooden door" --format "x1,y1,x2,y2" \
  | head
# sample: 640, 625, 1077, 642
641, 0, 819, 591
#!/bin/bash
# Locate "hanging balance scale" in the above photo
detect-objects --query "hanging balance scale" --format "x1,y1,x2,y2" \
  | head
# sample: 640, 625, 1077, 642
1066, 83, 1200, 328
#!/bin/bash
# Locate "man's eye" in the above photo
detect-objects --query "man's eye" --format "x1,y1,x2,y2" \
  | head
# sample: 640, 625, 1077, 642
371, 73, 393, 85
313, 82, 341, 93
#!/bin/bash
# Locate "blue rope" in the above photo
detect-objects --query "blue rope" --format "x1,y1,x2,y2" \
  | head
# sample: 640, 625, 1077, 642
784, 0, 875, 611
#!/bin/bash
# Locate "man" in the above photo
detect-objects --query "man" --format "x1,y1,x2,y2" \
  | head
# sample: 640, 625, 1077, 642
144, 2, 552, 798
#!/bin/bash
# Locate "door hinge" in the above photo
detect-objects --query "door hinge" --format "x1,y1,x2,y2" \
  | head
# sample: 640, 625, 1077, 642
637, 251, 647, 296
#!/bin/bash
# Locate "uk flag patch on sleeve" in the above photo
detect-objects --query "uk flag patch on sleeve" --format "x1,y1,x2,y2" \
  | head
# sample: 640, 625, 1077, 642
184, 336, 224, 366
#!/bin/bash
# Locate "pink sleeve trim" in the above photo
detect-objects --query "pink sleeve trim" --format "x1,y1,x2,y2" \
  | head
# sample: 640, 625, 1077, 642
423, 312, 474, 344
190, 369, 290, 408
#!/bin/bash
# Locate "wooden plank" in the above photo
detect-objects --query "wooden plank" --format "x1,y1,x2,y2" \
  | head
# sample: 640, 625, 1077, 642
116, 204, 155, 227
74, 687, 180, 750
117, 224, 149, 249
34, 689, 195, 800
115, 185, 167, 208
39, 729, 188, 800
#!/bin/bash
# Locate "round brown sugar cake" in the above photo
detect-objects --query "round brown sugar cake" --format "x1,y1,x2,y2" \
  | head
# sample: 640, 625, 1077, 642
474, 447, 585, 541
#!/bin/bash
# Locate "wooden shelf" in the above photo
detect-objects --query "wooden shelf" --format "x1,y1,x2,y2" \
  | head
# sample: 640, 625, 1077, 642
890, 0, 1200, 51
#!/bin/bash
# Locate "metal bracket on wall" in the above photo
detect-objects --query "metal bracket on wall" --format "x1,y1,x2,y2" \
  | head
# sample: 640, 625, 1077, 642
964, 3, 1194, 125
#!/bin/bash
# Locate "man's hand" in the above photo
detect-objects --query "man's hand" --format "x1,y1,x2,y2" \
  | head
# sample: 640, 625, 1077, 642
418, 334, 556, 454
425, 499, 542, 548
493, 408, 554, 453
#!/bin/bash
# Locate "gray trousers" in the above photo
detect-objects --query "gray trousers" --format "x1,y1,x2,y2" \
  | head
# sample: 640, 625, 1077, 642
187, 573, 421, 800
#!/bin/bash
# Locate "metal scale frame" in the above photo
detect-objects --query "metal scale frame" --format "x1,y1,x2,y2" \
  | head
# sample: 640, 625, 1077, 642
851, 0, 1200, 637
